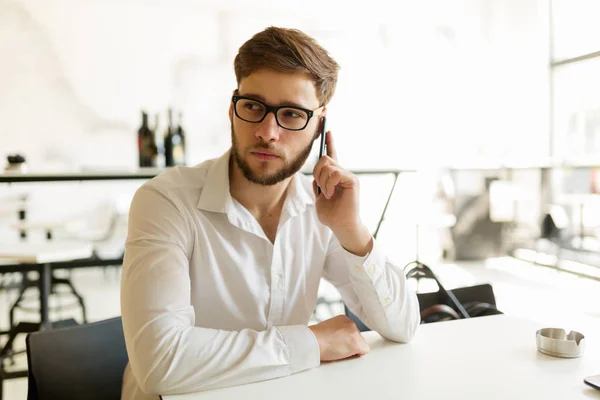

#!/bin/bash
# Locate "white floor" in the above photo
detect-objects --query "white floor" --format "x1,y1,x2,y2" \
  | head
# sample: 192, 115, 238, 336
2, 257, 600, 399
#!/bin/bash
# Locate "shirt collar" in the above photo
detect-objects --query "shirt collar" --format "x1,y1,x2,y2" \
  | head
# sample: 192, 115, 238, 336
196, 150, 232, 214
196, 149, 316, 216
285, 171, 315, 216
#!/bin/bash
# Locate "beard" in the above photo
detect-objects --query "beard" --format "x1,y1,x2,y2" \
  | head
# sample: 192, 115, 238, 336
231, 123, 315, 186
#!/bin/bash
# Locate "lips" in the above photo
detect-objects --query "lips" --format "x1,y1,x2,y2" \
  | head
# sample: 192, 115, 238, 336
252, 150, 278, 157
251, 150, 280, 161
250, 148, 281, 159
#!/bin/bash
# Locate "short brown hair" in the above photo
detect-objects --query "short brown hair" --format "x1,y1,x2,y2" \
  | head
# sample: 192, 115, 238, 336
234, 27, 340, 106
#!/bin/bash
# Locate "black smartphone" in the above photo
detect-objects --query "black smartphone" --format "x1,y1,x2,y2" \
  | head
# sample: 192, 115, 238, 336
317, 117, 327, 194
585, 374, 600, 391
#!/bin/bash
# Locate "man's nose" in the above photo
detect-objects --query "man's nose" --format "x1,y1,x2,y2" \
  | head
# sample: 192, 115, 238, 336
255, 112, 281, 142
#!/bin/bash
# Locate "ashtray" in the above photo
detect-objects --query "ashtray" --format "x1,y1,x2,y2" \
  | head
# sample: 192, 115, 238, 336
536, 328, 585, 358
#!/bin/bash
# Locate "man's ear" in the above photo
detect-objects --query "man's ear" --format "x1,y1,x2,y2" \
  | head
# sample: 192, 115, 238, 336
229, 102, 233, 122
229, 89, 237, 122
312, 107, 328, 140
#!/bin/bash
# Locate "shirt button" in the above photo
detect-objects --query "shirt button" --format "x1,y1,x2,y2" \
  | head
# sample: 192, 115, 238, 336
354, 265, 362, 272
273, 274, 281, 284
367, 265, 375, 274
384, 297, 391, 305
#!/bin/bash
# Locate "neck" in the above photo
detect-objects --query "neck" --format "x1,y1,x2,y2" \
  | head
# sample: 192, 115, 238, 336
229, 155, 292, 216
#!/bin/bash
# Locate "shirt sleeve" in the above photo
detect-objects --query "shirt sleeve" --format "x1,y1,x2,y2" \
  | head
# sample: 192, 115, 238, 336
321, 233, 421, 343
121, 184, 320, 396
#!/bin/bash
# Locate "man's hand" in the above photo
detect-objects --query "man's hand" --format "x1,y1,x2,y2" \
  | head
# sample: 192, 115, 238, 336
312, 131, 373, 256
308, 315, 370, 361
312, 131, 361, 231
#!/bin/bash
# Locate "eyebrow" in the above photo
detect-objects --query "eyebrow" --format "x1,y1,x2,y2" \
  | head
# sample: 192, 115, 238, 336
237, 92, 312, 110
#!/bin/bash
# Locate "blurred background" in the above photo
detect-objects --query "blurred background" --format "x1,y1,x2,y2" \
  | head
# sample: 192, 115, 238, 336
1, 0, 600, 397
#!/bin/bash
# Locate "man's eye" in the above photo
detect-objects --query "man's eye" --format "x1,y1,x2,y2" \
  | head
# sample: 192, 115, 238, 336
282, 110, 302, 118
244, 102, 261, 110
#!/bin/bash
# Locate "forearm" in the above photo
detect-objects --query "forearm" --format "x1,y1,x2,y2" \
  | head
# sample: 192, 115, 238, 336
346, 254, 420, 343
324, 237, 420, 343
332, 223, 373, 257
124, 314, 320, 395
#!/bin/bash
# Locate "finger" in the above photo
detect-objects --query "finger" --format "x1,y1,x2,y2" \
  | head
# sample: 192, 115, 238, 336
312, 179, 319, 198
319, 165, 339, 199
321, 167, 354, 199
313, 155, 336, 190
322, 168, 343, 199
326, 130, 337, 162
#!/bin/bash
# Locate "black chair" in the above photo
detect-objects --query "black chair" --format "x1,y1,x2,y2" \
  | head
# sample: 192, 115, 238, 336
26, 317, 128, 400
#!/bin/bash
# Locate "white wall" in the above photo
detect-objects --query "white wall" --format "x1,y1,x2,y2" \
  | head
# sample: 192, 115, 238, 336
0, 0, 549, 262
1, 0, 549, 170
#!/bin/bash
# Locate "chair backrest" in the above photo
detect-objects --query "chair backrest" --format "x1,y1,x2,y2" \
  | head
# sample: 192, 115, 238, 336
345, 283, 501, 331
416, 283, 498, 310
26, 317, 128, 400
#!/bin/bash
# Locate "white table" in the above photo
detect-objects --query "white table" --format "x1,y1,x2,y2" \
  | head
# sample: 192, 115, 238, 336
0, 240, 94, 326
163, 315, 600, 400
0, 240, 93, 264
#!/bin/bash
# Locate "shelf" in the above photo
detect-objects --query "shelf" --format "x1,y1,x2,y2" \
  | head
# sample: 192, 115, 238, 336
0, 169, 162, 183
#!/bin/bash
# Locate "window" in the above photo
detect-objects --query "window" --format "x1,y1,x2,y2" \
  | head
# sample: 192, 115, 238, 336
552, 0, 600, 62
552, 57, 600, 164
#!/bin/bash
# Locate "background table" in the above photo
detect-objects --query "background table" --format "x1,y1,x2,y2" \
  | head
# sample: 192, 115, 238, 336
163, 315, 600, 400
0, 243, 122, 395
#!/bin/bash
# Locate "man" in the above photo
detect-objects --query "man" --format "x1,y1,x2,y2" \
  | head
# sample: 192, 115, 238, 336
121, 26, 420, 400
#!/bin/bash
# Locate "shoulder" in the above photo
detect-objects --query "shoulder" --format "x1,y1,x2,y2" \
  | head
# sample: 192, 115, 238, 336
134, 157, 218, 211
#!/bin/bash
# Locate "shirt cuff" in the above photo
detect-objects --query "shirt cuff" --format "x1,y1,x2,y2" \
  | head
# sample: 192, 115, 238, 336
276, 325, 321, 374
344, 238, 385, 273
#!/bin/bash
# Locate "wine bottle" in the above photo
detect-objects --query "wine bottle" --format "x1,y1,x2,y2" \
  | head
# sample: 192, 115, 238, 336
153, 113, 165, 168
174, 111, 186, 165
137, 111, 153, 167
165, 108, 186, 167
164, 109, 175, 167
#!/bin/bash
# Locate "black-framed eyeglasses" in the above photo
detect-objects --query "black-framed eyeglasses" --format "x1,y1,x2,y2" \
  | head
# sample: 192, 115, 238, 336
232, 95, 323, 131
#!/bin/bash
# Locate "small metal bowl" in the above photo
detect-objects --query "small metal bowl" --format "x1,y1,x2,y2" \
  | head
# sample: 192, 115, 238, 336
536, 328, 585, 358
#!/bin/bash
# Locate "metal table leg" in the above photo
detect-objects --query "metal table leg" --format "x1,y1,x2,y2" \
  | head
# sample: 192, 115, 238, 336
373, 172, 400, 239
39, 263, 52, 330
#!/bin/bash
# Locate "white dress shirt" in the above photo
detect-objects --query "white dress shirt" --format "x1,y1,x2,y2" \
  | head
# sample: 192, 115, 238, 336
120, 150, 420, 400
